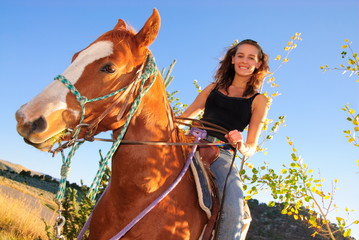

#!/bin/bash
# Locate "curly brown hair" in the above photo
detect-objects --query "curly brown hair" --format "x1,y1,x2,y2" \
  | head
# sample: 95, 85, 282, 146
214, 39, 269, 97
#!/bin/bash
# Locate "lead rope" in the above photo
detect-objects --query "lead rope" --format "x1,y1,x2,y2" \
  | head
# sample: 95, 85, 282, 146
53, 55, 157, 239
54, 136, 84, 239
52, 78, 128, 203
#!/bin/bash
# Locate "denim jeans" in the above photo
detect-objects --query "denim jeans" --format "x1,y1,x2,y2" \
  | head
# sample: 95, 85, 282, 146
210, 148, 246, 240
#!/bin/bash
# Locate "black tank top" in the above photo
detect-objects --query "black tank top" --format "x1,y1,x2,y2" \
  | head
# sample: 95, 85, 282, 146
201, 89, 259, 142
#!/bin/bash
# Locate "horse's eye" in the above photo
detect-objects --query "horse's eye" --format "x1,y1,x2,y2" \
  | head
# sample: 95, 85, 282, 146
101, 64, 116, 73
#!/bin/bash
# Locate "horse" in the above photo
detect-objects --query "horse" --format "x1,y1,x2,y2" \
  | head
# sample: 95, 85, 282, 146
15, 9, 209, 240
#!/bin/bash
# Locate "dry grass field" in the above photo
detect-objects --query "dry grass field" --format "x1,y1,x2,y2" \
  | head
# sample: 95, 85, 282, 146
0, 177, 57, 240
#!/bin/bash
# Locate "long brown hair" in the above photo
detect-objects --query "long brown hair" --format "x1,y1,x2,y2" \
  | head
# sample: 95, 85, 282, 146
214, 39, 269, 97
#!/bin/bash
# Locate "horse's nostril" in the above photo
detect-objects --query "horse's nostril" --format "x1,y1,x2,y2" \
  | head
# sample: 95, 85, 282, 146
30, 117, 47, 133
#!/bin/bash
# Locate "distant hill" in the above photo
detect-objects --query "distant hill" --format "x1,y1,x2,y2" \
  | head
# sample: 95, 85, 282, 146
0, 159, 81, 194
0, 159, 355, 240
246, 199, 355, 240
0, 159, 40, 174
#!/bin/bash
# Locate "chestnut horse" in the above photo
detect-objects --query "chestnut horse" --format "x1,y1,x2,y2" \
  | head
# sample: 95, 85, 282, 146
15, 9, 208, 240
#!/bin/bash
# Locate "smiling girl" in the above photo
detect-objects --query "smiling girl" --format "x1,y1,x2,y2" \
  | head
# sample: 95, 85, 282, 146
180, 39, 270, 239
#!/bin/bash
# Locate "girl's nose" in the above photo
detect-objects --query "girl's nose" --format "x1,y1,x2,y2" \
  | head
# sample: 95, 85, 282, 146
241, 58, 248, 64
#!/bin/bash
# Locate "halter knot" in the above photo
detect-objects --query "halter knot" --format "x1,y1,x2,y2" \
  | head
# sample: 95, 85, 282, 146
60, 165, 71, 177
78, 96, 88, 105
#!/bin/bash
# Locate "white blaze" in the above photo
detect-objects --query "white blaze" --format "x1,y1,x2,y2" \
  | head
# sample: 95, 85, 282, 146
21, 40, 114, 122
62, 41, 114, 83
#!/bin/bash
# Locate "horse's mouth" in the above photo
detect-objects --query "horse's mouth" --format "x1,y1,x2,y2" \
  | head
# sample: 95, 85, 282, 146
23, 138, 54, 152
23, 130, 69, 152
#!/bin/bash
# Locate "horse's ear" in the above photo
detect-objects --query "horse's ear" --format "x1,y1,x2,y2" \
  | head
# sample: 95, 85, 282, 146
114, 19, 127, 30
135, 9, 160, 48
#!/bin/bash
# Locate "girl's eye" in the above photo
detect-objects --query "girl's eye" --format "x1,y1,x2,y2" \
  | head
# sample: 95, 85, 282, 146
101, 64, 116, 73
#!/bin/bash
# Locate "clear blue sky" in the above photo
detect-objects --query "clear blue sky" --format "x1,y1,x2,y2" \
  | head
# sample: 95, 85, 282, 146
1, 0, 359, 237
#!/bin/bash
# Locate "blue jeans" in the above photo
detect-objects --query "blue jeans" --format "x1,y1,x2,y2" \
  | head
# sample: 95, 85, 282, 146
210, 148, 246, 240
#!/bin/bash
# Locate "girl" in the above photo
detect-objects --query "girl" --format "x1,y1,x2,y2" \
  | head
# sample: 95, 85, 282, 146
180, 39, 270, 239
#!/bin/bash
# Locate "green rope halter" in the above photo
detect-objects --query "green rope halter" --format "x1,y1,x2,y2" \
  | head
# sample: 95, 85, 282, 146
53, 55, 157, 203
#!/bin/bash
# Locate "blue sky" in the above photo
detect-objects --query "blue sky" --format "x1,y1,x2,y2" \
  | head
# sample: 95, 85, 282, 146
1, 0, 359, 237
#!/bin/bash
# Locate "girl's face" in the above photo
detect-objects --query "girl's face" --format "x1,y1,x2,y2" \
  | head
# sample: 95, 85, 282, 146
231, 43, 262, 78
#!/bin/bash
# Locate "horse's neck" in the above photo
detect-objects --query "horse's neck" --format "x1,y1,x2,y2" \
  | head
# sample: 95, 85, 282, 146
110, 76, 184, 192
122, 75, 177, 142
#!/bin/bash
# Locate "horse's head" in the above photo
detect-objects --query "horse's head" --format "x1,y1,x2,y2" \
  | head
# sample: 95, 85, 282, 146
15, 9, 161, 152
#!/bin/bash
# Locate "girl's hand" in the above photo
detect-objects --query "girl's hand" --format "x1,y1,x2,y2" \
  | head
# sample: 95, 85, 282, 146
225, 130, 243, 145
225, 130, 250, 154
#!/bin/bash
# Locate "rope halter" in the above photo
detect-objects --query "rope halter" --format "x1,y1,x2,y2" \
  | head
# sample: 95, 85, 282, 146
52, 55, 155, 152
52, 54, 158, 203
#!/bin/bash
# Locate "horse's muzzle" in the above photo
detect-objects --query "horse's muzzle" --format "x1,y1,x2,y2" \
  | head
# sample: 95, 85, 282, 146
16, 109, 47, 133
15, 109, 53, 151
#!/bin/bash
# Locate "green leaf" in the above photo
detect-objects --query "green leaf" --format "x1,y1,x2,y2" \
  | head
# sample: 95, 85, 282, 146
336, 217, 345, 226
268, 201, 276, 207
348, 109, 355, 114
291, 153, 298, 161
343, 229, 351, 237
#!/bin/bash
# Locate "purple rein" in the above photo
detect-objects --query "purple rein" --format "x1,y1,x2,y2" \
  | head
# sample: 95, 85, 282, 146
77, 127, 207, 240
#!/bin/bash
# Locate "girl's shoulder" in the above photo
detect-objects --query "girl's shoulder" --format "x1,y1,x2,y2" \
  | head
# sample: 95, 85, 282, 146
207, 83, 217, 90
202, 83, 217, 94
253, 92, 269, 100
252, 93, 270, 108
